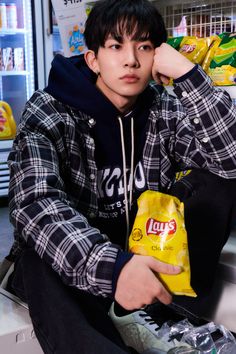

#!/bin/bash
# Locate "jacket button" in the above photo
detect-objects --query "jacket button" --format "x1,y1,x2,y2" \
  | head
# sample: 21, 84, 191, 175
202, 137, 209, 143
182, 91, 188, 98
90, 173, 95, 180
193, 118, 200, 124
89, 118, 95, 125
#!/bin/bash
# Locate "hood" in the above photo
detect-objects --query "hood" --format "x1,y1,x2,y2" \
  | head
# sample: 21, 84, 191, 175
45, 54, 119, 119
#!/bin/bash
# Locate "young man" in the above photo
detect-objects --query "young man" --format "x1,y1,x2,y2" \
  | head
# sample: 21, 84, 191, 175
6, 0, 236, 353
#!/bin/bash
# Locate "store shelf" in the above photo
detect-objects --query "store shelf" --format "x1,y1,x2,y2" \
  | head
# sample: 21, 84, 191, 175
0, 71, 28, 76
0, 140, 13, 150
0, 140, 12, 198
154, 0, 236, 37
0, 28, 27, 36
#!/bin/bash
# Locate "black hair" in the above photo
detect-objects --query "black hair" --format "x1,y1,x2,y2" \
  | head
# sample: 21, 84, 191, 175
84, 0, 167, 54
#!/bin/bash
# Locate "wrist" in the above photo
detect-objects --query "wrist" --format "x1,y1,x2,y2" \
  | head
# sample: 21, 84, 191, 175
112, 250, 134, 297
173, 61, 195, 80
174, 64, 198, 83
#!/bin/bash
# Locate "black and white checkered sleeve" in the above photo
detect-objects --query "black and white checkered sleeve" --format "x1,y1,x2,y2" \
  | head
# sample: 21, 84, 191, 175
173, 66, 236, 178
8, 98, 119, 297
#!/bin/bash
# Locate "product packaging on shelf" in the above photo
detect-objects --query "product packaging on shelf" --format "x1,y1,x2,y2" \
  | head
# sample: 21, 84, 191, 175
0, 100, 17, 140
208, 32, 236, 86
167, 32, 236, 86
0, 47, 24, 71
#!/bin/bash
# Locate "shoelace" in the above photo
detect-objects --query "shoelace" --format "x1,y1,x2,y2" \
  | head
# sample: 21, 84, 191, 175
139, 312, 160, 332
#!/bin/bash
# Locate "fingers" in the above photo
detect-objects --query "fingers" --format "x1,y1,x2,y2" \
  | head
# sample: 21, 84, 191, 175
152, 42, 195, 80
152, 71, 170, 85
114, 255, 179, 310
159, 75, 170, 85
152, 59, 170, 85
151, 55, 170, 85
148, 256, 182, 275
154, 283, 172, 305
152, 72, 162, 85
147, 257, 180, 305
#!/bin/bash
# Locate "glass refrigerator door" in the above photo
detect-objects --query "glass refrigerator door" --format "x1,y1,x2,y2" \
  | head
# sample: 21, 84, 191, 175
0, 0, 35, 197
52, 5, 63, 57
42, 0, 63, 82
0, 0, 35, 125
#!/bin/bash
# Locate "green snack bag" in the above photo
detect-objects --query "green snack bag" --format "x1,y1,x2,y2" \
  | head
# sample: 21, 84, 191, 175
208, 32, 236, 85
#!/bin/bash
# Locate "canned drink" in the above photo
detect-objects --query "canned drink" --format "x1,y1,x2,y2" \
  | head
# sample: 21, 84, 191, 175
13, 47, 24, 70
2, 47, 13, 71
0, 3, 7, 28
6, 3, 17, 29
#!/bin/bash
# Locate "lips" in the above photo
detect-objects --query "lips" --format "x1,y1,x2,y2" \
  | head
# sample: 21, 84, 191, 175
120, 74, 139, 83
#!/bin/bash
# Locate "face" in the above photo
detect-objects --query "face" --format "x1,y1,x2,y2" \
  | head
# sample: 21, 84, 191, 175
85, 34, 155, 112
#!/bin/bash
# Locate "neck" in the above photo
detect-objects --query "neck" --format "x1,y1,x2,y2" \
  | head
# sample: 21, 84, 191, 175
114, 96, 137, 113
96, 78, 137, 113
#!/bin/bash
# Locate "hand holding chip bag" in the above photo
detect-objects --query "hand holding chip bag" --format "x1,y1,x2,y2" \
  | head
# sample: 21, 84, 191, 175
129, 190, 197, 297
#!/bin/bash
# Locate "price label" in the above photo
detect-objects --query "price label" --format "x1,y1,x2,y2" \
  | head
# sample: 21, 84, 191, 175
64, 0, 82, 6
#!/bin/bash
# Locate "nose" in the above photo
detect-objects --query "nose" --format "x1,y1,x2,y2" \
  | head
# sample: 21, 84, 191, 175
124, 47, 139, 68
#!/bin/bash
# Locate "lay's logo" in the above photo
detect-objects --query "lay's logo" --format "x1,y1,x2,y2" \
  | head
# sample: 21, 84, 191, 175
146, 218, 176, 236
180, 44, 196, 53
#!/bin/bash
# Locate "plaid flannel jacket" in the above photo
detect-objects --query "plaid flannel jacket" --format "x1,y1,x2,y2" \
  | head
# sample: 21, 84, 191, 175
8, 66, 236, 297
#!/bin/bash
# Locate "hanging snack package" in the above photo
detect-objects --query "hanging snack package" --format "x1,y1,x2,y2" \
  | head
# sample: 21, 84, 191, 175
167, 36, 214, 85
129, 190, 197, 297
167, 36, 184, 51
208, 32, 236, 85
178, 36, 212, 65
201, 35, 221, 73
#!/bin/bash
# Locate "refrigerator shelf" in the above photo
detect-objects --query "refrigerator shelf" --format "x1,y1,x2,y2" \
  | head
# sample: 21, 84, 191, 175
0, 140, 12, 197
0, 29, 28, 36
0, 71, 28, 76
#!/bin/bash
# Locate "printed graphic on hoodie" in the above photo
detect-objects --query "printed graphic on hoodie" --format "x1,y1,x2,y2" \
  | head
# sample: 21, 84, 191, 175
97, 161, 146, 219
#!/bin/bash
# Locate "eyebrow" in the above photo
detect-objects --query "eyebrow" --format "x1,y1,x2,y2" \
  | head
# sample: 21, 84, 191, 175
107, 34, 151, 43
107, 34, 123, 43
136, 36, 151, 42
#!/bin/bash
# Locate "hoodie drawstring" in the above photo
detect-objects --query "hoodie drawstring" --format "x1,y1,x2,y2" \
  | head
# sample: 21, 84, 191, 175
118, 116, 134, 251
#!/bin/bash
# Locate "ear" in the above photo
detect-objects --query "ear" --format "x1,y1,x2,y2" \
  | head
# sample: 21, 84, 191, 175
84, 50, 100, 75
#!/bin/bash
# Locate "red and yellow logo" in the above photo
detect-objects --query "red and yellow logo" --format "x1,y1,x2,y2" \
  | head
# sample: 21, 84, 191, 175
146, 218, 176, 240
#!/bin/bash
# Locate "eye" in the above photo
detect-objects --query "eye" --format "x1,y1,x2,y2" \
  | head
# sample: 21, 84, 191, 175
110, 44, 121, 50
139, 43, 154, 51
104, 38, 122, 50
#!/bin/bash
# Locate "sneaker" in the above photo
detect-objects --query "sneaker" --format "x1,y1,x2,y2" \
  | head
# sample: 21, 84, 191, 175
109, 302, 180, 354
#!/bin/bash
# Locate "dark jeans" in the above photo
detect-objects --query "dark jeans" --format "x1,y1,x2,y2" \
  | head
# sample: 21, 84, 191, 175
8, 170, 236, 354
8, 249, 130, 354
170, 169, 236, 295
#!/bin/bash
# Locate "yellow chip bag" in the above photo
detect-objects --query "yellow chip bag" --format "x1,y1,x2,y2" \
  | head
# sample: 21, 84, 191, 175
179, 36, 211, 65
129, 190, 197, 297
202, 35, 221, 73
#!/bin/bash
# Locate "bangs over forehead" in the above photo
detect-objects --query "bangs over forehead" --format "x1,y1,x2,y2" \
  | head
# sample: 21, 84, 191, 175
106, 15, 152, 42
84, 0, 167, 53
